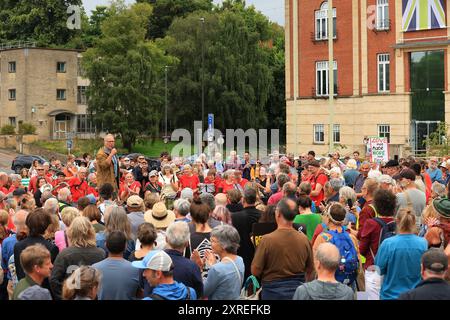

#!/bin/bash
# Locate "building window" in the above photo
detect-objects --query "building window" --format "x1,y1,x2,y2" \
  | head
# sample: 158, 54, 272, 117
315, 2, 337, 40
376, 0, 389, 30
333, 124, 340, 143
77, 86, 87, 104
8, 62, 16, 73
378, 124, 390, 143
314, 124, 325, 143
76, 114, 95, 133
378, 54, 390, 92
9, 117, 16, 127
316, 61, 338, 96
77, 57, 86, 77
57, 62, 66, 73
9, 89, 16, 100
57, 89, 66, 100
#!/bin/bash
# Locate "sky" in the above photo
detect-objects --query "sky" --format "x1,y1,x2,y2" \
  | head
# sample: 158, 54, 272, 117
82, 0, 285, 25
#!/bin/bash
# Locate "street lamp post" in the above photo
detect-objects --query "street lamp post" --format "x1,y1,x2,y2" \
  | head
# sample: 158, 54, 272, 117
328, 0, 335, 154
164, 65, 168, 143
200, 17, 205, 135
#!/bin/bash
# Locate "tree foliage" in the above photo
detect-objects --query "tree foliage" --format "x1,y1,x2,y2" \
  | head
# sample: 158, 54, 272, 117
163, 4, 280, 134
82, 2, 176, 151
0, 0, 84, 47
137, 0, 213, 39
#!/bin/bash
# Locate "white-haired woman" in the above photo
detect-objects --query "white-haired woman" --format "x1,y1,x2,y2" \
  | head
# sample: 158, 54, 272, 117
201, 225, 244, 300
219, 170, 236, 194
158, 164, 179, 210
214, 153, 224, 174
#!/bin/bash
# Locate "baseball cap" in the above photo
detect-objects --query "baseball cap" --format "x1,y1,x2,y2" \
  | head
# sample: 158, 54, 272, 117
132, 250, 173, 271
422, 248, 448, 273
149, 170, 158, 177
18, 285, 52, 300
127, 195, 144, 208
86, 194, 97, 205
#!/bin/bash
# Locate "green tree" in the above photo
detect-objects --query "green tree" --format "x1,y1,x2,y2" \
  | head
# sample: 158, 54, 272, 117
82, 2, 175, 151
0, 0, 84, 47
137, 0, 213, 39
163, 6, 274, 133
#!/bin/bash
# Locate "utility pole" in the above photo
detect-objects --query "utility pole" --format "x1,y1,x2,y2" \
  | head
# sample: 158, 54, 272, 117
200, 17, 205, 136
328, 0, 335, 154
164, 65, 168, 143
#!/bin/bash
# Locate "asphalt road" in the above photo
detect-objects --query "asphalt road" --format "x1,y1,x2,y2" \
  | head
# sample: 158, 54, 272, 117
0, 149, 19, 174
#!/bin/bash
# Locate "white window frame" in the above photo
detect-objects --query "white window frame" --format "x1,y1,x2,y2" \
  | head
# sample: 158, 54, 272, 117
57, 89, 66, 100
315, 2, 337, 40
378, 124, 390, 143
9, 89, 16, 100
376, 0, 389, 30
8, 61, 16, 73
57, 61, 66, 73
378, 53, 390, 92
333, 124, 341, 143
314, 124, 325, 144
77, 86, 87, 105
316, 61, 338, 96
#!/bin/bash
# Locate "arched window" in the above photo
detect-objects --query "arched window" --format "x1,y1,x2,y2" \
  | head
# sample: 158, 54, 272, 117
315, 1, 337, 40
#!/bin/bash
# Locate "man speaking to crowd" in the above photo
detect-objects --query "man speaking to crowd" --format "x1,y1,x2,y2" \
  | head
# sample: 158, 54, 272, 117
96, 134, 120, 194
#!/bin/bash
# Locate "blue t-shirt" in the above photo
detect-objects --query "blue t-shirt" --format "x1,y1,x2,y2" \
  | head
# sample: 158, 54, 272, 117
375, 234, 427, 300
1, 234, 17, 280
93, 258, 141, 300
203, 256, 245, 300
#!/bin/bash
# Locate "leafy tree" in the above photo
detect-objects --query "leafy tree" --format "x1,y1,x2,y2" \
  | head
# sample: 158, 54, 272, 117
0, 0, 84, 47
137, 0, 213, 39
162, 4, 275, 133
82, 2, 175, 151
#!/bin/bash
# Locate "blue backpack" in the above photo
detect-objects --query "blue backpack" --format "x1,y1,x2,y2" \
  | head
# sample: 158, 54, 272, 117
325, 228, 359, 285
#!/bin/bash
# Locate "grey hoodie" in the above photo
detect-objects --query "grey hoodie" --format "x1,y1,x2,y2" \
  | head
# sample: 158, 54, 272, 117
292, 280, 355, 300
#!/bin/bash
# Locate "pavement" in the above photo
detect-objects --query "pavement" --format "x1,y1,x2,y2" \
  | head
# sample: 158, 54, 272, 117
0, 148, 20, 174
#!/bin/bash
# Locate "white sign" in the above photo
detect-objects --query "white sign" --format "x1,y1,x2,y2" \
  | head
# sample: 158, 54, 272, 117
368, 137, 389, 163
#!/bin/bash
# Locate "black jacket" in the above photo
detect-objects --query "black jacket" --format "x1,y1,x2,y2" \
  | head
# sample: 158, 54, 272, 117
227, 203, 244, 213
398, 278, 450, 300
14, 236, 59, 281
231, 206, 262, 280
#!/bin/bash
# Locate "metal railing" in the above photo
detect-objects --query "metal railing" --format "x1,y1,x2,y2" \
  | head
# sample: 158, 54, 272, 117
0, 41, 36, 51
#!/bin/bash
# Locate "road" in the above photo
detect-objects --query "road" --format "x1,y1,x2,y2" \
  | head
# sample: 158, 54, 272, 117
0, 149, 19, 174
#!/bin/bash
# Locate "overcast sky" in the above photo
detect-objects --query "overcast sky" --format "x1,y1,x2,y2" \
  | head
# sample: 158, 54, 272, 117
82, 0, 285, 25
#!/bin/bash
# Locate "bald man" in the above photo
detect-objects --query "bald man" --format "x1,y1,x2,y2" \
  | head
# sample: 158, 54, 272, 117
96, 134, 119, 193
293, 243, 355, 300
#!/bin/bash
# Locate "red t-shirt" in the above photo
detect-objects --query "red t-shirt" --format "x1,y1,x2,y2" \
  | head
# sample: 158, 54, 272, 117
69, 177, 89, 203
236, 178, 249, 189
308, 172, 328, 207
268, 191, 283, 205
179, 174, 200, 190
120, 181, 141, 195
221, 181, 235, 194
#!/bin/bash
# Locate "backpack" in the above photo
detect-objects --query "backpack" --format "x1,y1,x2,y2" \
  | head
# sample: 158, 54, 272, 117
373, 218, 396, 248
325, 228, 359, 285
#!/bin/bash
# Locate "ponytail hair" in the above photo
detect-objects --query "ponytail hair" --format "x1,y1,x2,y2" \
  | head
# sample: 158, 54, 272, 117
396, 208, 417, 234
62, 266, 101, 300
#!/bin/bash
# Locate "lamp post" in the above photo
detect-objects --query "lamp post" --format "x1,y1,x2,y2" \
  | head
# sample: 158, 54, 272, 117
164, 65, 170, 144
328, 0, 335, 154
200, 17, 205, 135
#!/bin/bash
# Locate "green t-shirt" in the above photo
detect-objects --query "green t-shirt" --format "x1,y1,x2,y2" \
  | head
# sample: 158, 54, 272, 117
293, 214, 322, 241
12, 275, 39, 300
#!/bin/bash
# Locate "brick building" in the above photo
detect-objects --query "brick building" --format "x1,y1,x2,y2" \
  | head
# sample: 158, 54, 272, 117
286, 0, 450, 157
0, 45, 95, 139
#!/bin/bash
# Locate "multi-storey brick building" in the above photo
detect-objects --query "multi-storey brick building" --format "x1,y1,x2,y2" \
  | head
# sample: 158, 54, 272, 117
0, 45, 94, 140
286, 0, 450, 157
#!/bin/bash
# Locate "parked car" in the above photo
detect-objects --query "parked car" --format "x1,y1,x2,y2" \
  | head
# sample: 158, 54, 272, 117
11, 155, 47, 173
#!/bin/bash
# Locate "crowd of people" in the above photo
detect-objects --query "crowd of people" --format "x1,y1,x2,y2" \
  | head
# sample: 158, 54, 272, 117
0, 135, 449, 300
